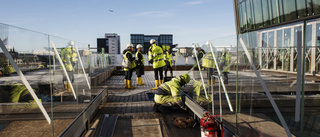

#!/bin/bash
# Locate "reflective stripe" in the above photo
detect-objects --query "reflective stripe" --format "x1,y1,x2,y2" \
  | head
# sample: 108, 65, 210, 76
154, 58, 164, 62
173, 95, 181, 98
153, 53, 163, 57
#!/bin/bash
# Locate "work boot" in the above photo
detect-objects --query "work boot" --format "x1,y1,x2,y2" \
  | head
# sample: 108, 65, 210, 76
125, 79, 128, 89
136, 78, 141, 85
139, 77, 145, 85
128, 80, 135, 89
64, 82, 68, 89
207, 80, 211, 86
67, 83, 72, 92
152, 80, 159, 90
160, 79, 164, 84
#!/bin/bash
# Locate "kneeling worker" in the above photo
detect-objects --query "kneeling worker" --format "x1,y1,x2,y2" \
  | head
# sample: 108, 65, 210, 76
153, 74, 190, 113
193, 78, 212, 106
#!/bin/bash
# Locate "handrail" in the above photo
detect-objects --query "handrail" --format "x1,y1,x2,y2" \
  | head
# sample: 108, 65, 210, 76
59, 88, 108, 137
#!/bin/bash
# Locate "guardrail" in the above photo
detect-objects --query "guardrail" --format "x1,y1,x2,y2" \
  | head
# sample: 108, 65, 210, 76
59, 88, 108, 137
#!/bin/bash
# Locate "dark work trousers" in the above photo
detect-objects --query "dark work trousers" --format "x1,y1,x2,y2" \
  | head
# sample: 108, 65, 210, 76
165, 65, 173, 77
207, 68, 215, 81
223, 72, 228, 84
63, 71, 74, 83
154, 67, 163, 80
125, 69, 133, 80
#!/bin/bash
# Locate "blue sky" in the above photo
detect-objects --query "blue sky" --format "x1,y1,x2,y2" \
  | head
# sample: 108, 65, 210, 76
0, 0, 236, 51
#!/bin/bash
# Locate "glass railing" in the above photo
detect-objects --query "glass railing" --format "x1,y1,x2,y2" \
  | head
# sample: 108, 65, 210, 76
0, 23, 111, 136
191, 29, 320, 136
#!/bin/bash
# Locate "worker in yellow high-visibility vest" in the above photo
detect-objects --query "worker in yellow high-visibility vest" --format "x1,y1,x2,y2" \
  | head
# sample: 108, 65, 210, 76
220, 48, 231, 84
135, 44, 145, 86
60, 40, 78, 92
123, 43, 136, 89
148, 39, 166, 90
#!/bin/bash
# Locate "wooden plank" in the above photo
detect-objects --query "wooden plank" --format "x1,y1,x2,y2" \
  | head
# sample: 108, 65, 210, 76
131, 119, 162, 137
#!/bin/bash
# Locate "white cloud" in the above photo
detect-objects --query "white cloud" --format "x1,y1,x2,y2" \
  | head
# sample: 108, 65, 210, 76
131, 11, 174, 18
185, 1, 204, 5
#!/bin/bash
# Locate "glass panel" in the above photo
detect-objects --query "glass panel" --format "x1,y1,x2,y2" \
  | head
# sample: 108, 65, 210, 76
305, 24, 312, 73
268, 31, 275, 69
313, 0, 320, 15
241, 2, 248, 32
253, 0, 264, 28
262, 0, 271, 26
283, 28, 291, 71
296, 0, 307, 18
276, 29, 283, 70
262, 32, 268, 69
306, 0, 312, 16
271, 0, 281, 24
293, 26, 302, 72
316, 23, 320, 74
283, 0, 297, 21
246, 0, 254, 30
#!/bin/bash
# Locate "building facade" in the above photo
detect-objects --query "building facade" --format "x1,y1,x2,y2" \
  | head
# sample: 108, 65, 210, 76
130, 34, 173, 54
233, 0, 320, 136
97, 33, 120, 54
97, 33, 121, 64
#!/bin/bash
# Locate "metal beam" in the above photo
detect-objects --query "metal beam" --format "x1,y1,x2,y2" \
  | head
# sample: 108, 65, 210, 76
59, 88, 108, 137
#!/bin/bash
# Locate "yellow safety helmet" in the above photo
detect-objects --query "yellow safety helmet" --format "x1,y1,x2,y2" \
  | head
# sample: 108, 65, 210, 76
181, 74, 190, 84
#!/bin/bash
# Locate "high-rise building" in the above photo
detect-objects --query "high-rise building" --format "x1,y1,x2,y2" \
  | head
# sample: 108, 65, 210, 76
97, 33, 120, 64
97, 33, 120, 54
130, 34, 173, 54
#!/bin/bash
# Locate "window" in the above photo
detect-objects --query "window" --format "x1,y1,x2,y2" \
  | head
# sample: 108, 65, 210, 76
296, 0, 307, 18
282, 0, 297, 21
253, 0, 264, 29
246, 0, 254, 30
284, 28, 291, 47
270, 0, 280, 24
262, 0, 270, 26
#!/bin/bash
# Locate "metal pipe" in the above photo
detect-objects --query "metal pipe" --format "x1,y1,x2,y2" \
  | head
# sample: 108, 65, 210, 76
193, 44, 208, 99
75, 45, 91, 90
208, 41, 233, 112
51, 41, 77, 99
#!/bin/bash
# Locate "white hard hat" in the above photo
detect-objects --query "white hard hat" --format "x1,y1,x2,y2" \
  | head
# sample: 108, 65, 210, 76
136, 44, 143, 49
127, 43, 133, 48
206, 41, 211, 46
150, 39, 156, 44
68, 40, 74, 46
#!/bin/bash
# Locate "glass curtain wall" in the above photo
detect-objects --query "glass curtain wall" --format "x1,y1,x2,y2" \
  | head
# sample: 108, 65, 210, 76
238, 0, 320, 33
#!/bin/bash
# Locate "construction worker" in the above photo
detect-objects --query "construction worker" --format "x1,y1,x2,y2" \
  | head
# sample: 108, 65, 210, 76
220, 48, 231, 84
148, 39, 166, 90
163, 45, 173, 77
60, 40, 78, 92
202, 42, 216, 86
194, 43, 205, 70
192, 78, 212, 106
123, 43, 136, 89
135, 44, 145, 86
153, 74, 190, 113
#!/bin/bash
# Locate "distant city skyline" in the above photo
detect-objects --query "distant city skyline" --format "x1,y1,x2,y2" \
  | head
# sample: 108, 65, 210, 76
0, 0, 236, 52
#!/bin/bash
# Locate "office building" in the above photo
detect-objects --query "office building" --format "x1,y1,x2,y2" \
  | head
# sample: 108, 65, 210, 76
97, 33, 120, 54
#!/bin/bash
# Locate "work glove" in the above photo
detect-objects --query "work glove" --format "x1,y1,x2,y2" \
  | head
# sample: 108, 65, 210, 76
149, 60, 153, 64
180, 105, 187, 111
